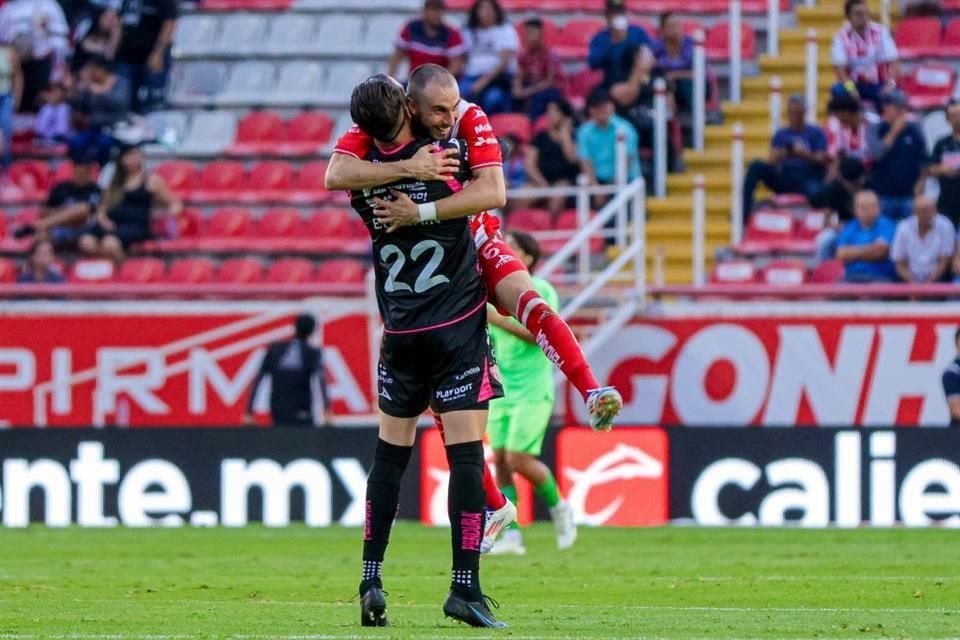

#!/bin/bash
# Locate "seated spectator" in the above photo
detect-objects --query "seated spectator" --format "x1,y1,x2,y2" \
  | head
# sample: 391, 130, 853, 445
512, 17, 564, 121
500, 134, 526, 189
460, 0, 518, 115
902, 0, 941, 17
577, 87, 640, 209
114, 0, 177, 114
14, 146, 101, 249
825, 92, 878, 169
891, 195, 954, 283
16, 239, 64, 284
526, 99, 580, 214
70, 8, 121, 76
0, 43, 22, 169
387, 0, 465, 80
836, 189, 897, 282
650, 12, 699, 114
866, 90, 927, 222
742, 95, 828, 219
830, 0, 899, 110
0, 0, 69, 113
816, 156, 868, 260
79, 142, 180, 264
69, 55, 130, 166
926, 100, 960, 229
33, 82, 71, 143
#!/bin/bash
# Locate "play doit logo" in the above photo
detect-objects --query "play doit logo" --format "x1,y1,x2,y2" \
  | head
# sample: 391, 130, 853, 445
556, 428, 669, 527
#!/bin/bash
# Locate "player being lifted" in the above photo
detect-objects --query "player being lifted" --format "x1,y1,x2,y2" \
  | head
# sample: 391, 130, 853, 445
326, 64, 623, 546
348, 75, 506, 629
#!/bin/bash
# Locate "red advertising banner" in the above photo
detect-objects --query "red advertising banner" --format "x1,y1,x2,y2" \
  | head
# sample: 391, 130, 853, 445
563, 313, 958, 427
0, 302, 374, 427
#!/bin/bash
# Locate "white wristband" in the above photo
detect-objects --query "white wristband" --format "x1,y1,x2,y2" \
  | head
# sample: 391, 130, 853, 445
417, 201, 438, 222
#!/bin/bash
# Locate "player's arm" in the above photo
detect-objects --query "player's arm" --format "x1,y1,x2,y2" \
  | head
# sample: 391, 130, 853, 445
486, 305, 535, 344
243, 346, 273, 425
325, 145, 461, 190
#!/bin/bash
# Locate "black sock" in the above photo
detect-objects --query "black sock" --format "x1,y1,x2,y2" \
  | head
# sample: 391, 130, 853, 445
446, 440, 485, 596
361, 438, 412, 588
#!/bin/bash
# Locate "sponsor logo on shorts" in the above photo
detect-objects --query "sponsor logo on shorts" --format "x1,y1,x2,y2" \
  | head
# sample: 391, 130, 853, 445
556, 428, 669, 526
454, 366, 481, 381
436, 383, 474, 401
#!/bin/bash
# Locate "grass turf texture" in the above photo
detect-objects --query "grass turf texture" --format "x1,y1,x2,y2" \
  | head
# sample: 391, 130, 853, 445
0, 525, 957, 639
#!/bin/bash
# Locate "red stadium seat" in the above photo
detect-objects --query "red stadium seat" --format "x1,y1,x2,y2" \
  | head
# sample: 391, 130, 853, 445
710, 260, 758, 284
167, 257, 215, 284
206, 207, 253, 237
5, 161, 52, 203
490, 113, 533, 145
12, 208, 39, 229
901, 63, 956, 110
288, 161, 329, 204
257, 208, 302, 237
244, 161, 295, 203
566, 67, 603, 109
942, 18, 960, 57
894, 17, 942, 60
277, 111, 334, 155
228, 110, 284, 156
70, 258, 115, 283
705, 22, 756, 61
316, 258, 366, 284
794, 210, 827, 242
119, 258, 166, 284
552, 209, 603, 253
0, 257, 15, 282
762, 259, 808, 286
218, 257, 264, 284
811, 259, 844, 283
508, 208, 552, 232
266, 257, 314, 283
192, 161, 246, 203
154, 161, 197, 194
554, 19, 605, 59
176, 208, 203, 239
305, 207, 354, 238
739, 210, 794, 254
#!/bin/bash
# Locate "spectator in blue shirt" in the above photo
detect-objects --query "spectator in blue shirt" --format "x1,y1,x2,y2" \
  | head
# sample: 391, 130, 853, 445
589, 0, 653, 119
16, 240, 65, 284
866, 90, 927, 222
742, 95, 829, 219
577, 87, 640, 188
836, 189, 897, 282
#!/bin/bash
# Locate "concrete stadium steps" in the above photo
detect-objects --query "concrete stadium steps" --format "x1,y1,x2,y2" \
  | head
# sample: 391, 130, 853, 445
759, 53, 835, 73
705, 125, 772, 146
685, 147, 769, 171
646, 195, 732, 220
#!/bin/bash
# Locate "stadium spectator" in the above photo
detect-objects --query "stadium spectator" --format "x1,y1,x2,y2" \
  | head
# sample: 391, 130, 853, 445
511, 17, 564, 120
830, 0, 899, 110
69, 55, 130, 166
460, 0, 518, 115
15, 146, 100, 249
577, 87, 640, 210
16, 239, 64, 284
589, 0, 653, 94
742, 95, 828, 219
891, 195, 954, 283
33, 82, 71, 144
836, 189, 897, 282
115, 0, 177, 113
941, 328, 960, 426
387, 0, 466, 80
70, 8, 121, 76
866, 90, 927, 222
0, 43, 22, 169
501, 134, 526, 189
825, 92, 877, 168
244, 314, 333, 428
650, 12, 698, 114
0, 0, 69, 113
78, 142, 180, 264
926, 100, 960, 229
525, 98, 580, 215
816, 157, 868, 260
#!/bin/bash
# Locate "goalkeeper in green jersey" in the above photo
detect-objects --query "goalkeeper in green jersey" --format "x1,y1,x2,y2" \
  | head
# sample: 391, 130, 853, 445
484, 230, 576, 555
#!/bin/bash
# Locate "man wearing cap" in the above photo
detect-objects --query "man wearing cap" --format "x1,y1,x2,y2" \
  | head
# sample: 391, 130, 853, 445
866, 90, 927, 222
14, 145, 101, 249
244, 314, 333, 428
588, 0, 653, 108
387, 0, 466, 80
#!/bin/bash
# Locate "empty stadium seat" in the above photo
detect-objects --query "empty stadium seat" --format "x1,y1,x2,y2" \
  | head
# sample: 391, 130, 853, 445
144, 110, 189, 155
169, 62, 226, 106
289, 161, 330, 203
212, 14, 268, 56
228, 110, 284, 156
314, 15, 365, 56
567, 67, 603, 108
192, 161, 246, 202
508, 208, 553, 232
363, 15, 408, 57
5, 161, 51, 203
762, 259, 808, 286
315, 62, 372, 107
154, 161, 197, 194
901, 64, 956, 110
257, 208, 303, 237
274, 60, 327, 106
811, 259, 844, 283
119, 258, 166, 284
710, 260, 758, 284
894, 17, 941, 60
172, 15, 219, 58
794, 210, 826, 242
266, 257, 314, 283
706, 22, 756, 61
553, 209, 603, 253
306, 207, 354, 238
490, 113, 532, 145
264, 14, 318, 56
942, 18, 960, 57
206, 207, 254, 237
218, 61, 275, 107
278, 111, 334, 155
179, 111, 237, 156
923, 111, 951, 153
739, 210, 793, 254
316, 258, 366, 284
554, 19, 605, 59
70, 259, 115, 283
219, 257, 264, 283
0, 257, 14, 283
244, 161, 295, 203
168, 257, 216, 284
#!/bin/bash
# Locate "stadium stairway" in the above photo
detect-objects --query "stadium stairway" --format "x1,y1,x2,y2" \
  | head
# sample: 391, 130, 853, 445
651, 0, 896, 284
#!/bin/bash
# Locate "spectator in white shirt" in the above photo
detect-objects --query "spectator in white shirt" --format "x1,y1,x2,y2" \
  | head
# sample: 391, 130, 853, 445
891, 195, 954, 282
0, 0, 69, 112
830, 0, 899, 111
460, 0, 518, 115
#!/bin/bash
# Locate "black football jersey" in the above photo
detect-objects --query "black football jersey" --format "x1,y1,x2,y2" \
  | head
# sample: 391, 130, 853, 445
350, 138, 486, 332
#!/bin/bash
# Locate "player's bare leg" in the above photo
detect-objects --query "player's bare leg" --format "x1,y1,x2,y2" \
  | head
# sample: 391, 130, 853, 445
359, 413, 417, 626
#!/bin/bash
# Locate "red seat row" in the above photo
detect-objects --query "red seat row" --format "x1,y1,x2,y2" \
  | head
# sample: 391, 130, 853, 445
228, 111, 334, 157
711, 259, 844, 286
737, 209, 826, 256
895, 17, 960, 59
506, 207, 605, 253
442, 0, 788, 12
154, 160, 335, 205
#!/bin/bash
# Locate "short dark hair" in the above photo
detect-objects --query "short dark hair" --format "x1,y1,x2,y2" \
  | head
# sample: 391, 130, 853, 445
586, 86, 612, 111
467, 0, 505, 30
350, 74, 407, 142
549, 97, 574, 119
660, 11, 676, 30
507, 230, 542, 270
524, 17, 543, 29
844, 0, 866, 17
945, 99, 960, 114
407, 63, 457, 100
295, 314, 316, 339
827, 92, 861, 115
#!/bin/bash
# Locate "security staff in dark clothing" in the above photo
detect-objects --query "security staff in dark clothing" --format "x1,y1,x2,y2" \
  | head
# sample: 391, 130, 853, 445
941, 328, 960, 427
244, 314, 332, 427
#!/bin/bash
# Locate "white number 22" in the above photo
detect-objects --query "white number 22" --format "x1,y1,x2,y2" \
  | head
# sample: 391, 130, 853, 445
380, 239, 450, 293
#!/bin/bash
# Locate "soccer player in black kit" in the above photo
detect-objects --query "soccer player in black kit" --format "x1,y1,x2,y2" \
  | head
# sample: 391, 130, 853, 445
348, 74, 507, 629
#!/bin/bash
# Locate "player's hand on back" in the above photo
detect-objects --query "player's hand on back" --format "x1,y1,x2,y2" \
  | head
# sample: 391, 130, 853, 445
403, 144, 459, 182
374, 190, 421, 232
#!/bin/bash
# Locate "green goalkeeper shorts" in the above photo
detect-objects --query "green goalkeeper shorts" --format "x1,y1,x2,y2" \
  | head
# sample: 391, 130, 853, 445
487, 399, 554, 456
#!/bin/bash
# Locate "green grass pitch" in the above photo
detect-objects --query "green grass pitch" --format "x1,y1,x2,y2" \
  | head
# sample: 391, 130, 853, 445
1, 524, 957, 639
